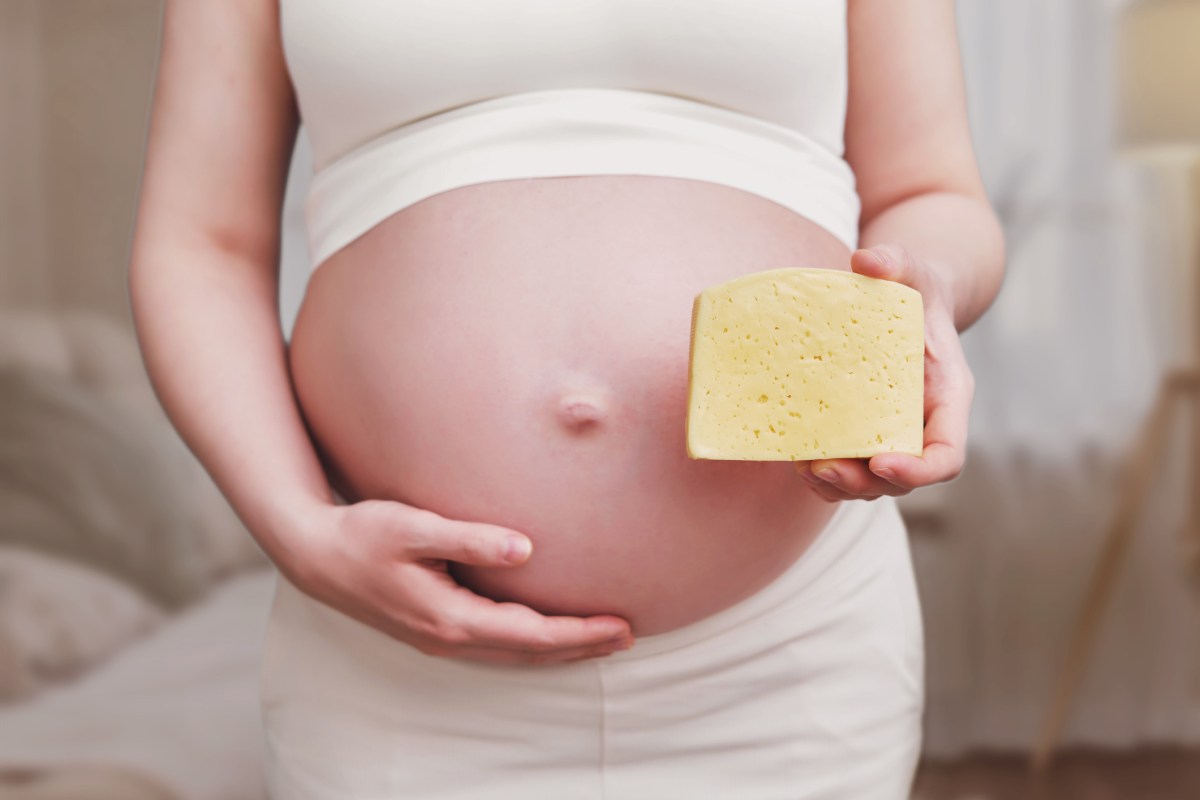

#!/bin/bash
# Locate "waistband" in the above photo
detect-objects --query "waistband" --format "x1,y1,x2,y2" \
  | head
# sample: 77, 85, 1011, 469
303, 88, 862, 271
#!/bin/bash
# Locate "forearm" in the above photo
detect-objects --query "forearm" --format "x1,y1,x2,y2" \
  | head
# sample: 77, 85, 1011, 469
129, 243, 333, 568
858, 191, 1006, 331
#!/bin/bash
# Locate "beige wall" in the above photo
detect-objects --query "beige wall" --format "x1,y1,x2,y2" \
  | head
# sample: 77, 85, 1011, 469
0, 0, 163, 328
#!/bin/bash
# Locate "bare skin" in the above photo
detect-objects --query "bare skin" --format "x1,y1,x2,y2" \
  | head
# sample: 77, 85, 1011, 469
128, 0, 1004, 664
289, 176, 849, 635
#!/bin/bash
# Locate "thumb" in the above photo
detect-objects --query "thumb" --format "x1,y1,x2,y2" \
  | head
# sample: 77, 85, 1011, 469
402, 514, 534, 567
850, 244, 916, 287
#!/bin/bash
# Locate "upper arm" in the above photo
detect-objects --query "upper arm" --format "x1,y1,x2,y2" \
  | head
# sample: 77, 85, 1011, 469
844, 0, 987, 226
133, 0, 299, 268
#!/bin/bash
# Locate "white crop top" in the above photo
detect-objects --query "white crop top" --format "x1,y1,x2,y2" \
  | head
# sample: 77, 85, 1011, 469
280, 0, 860, 272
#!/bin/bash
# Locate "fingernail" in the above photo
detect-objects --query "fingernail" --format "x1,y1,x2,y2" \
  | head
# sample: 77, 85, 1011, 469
857, 249, 886, 269
874, 467, 896, 480
815, 468, 840, 484
504, 536, 532, 563
614, 636, 635, 651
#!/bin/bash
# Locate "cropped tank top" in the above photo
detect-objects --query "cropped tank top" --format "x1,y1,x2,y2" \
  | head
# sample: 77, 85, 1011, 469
280, 1, 859, 272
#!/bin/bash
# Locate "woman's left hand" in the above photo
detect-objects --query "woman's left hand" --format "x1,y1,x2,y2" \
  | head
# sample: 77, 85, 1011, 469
794, 244, 975, 501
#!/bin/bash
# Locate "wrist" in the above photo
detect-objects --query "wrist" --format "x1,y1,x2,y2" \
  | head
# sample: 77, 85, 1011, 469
253, 490, 339, 578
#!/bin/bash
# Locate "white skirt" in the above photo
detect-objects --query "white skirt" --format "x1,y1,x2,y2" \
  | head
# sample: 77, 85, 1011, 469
259, 496, 924, 800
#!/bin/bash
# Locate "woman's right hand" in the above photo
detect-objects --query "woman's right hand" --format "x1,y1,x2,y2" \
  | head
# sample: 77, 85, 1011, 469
128, 1, 634, 667
276, 499, 635, 665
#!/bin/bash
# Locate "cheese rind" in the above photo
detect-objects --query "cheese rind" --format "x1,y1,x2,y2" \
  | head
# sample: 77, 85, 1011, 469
686, 268, 924, 461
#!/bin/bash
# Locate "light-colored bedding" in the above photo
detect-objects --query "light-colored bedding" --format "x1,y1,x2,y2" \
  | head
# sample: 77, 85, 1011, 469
0, 570, 275, 800
0, 546, 165, 703
0, 311, 276, 798
0, 766, 175, 800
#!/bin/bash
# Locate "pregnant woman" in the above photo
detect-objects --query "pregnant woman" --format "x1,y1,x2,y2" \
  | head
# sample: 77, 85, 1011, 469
129, 1, 1004, 797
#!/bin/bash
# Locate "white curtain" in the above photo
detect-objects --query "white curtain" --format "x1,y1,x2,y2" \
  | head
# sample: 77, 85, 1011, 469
277, 0, 1200, 758
911, 0, 1200, 757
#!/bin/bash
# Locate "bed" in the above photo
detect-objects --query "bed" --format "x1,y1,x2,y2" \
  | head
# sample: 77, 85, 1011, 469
0, 310, 272, 800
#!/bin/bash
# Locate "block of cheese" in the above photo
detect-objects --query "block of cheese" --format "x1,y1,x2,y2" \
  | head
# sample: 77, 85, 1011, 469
686, 267, 924, 461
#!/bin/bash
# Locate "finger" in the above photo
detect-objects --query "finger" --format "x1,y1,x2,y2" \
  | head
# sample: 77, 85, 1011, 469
808, 481, 849, 503
871, 361, 973, 489
850, 245, 917, 288
870, 406, 967, 488
795, 461, 847, 501
456, 596, 634, 654
795, 463, 854, 502
414, 638, 632, 666
409, 570, 633, 653
809, 458, 910, 498
402, 512, 534, 567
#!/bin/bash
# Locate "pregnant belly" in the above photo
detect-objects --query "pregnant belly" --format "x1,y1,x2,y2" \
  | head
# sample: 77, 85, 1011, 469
288, 176, 852, 635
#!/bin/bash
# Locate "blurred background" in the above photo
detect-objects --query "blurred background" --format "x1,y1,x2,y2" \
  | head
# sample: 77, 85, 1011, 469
1, 0, 1199, 798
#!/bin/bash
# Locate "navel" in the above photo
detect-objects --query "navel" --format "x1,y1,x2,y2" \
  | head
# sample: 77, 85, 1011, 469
556, 392, 607, 431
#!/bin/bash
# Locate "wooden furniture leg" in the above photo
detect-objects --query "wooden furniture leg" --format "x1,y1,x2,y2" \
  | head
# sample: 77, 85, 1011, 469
1189, 166, 1200, 566
1032, 162, 1200, 773
1031, 372, 1196, 772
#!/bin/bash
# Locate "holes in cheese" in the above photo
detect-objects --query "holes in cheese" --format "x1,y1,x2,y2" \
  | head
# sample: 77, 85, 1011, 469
686, 267, 924, 461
